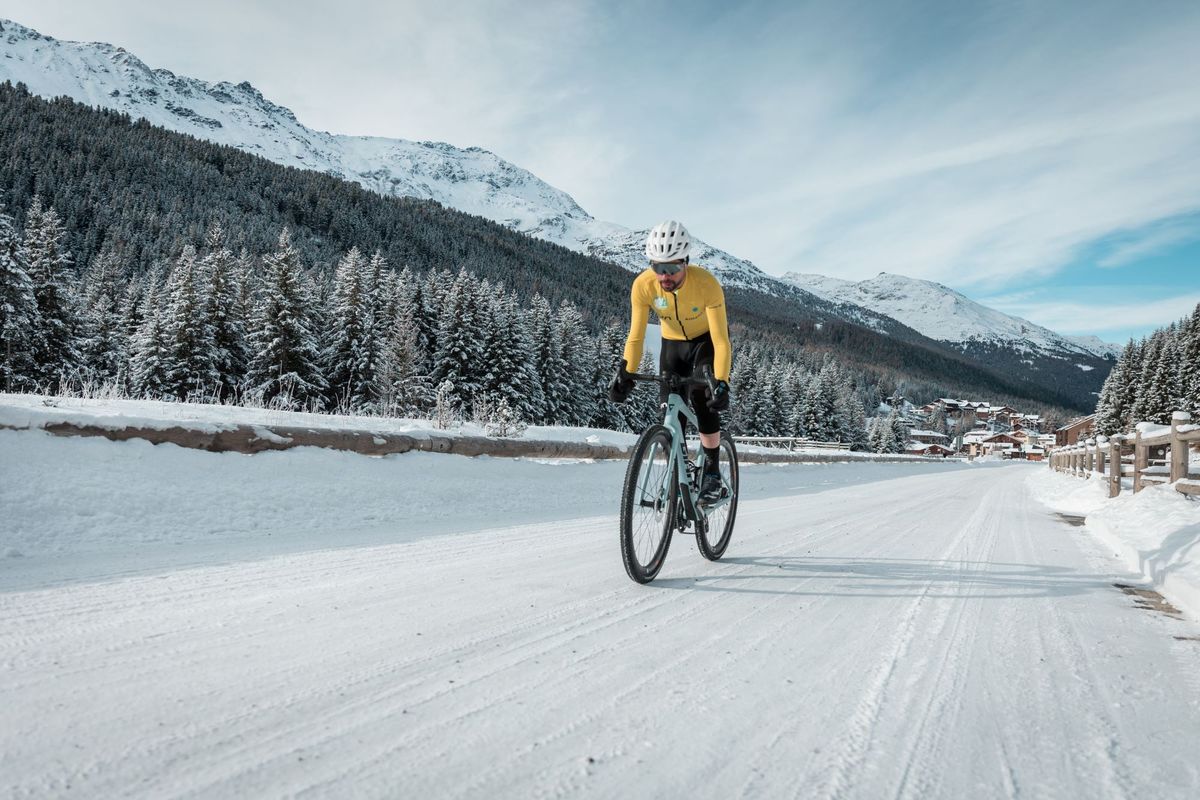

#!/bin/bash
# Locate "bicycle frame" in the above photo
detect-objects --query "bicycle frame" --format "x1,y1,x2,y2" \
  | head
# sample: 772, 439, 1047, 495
637, 388, 732, 525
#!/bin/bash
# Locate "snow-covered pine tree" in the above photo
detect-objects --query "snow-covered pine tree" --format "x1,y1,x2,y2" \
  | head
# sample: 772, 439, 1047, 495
1181, 303, 1200, 413
429, 268, 484, 416
727, 346, 760, 435
840, 374, 870, 451
129, 273, 172, 398
624, 351, 660, 432
23, 196, 80, 389
928, 403, 949, 437
161, 245, 219, 400
200, 224, 250, 399
75, 248, 126, 385
784, 368, 811, 438
479, 287, 541, 423
888, 407, 910, 453
1130, 331, 1167, 425
590, 321, 628, 430
377, 267, 431, 416
528, 293, 569, 425
555, 300, 593, 427
0, 206, 38, 391
246, 228, 327, 409
1094, 340, 1135, 435
802, 363, 840, 442
323, 246, 379, 411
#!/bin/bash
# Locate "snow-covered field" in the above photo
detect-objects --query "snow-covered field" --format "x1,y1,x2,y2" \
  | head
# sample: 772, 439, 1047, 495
4, 413, 1200, 798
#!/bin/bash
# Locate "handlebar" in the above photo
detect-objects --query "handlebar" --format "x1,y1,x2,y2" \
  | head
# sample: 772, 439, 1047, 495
627, 364, 718, 396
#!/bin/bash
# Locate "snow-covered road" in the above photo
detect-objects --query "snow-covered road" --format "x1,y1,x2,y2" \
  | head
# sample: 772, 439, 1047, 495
3, 436, 1200, 798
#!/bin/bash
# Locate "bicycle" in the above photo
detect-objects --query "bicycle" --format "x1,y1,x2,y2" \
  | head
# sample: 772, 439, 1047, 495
618, 366, 739, 584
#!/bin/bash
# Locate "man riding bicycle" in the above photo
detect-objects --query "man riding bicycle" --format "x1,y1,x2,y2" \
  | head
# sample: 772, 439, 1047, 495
609, 220, 732, 504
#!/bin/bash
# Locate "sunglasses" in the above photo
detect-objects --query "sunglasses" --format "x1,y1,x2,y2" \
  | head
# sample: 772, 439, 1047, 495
650, 260, 685, 275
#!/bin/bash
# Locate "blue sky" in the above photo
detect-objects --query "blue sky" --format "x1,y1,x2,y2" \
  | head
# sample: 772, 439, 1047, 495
7, 0, 1200, 344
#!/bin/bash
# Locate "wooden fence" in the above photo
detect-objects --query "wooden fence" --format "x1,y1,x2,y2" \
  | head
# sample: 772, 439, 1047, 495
1048, 411, 1200, 498
733, 436, 851, 452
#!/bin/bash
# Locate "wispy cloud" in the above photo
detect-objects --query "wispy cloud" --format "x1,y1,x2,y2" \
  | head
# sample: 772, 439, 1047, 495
981, 291, 1200, 340
6, 0, 1200, 298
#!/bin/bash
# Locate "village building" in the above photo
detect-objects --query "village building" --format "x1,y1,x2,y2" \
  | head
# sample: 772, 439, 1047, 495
1055, 414, 1097, 447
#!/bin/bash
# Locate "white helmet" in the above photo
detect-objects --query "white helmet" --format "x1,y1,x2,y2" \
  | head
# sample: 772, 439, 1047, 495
644, 220, 692, 263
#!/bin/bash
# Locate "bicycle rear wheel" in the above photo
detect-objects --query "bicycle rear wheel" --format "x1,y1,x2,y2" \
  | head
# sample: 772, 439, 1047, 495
620, 425, 677, 583
696, 432, 738, 561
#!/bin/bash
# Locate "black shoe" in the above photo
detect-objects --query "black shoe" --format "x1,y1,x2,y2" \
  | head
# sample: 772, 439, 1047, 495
699, 471, 723, 505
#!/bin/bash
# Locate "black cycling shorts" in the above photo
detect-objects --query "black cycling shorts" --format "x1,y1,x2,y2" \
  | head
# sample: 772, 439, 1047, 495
659, 333, 721, 435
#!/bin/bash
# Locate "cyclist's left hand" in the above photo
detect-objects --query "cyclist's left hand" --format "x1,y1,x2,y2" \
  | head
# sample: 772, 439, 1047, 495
707, 380, 730, 412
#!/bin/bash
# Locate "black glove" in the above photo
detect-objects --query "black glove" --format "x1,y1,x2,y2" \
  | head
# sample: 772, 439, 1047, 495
609, 359, 636, 403
707, 379, 730, 412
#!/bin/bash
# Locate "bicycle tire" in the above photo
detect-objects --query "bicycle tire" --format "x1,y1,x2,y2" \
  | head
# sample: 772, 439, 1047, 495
696, 432, 739, 561
620, 425, 677, 583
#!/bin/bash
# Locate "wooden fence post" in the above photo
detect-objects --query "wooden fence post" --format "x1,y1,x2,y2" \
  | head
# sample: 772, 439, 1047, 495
1133, 429, 1146, 493
1096, 435, 1107, 476
1108, 436, 1121, 498
1086, 438, 1096, 477
1171, 411, 1192, 483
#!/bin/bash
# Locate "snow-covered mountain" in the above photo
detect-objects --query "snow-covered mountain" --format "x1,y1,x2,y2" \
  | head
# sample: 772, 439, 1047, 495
0, 19, 779, 292
782, 272, 1119, 360
0, 17, 1117, 387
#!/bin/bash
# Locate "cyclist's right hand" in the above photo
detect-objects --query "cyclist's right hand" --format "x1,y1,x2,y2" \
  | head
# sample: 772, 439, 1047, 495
609, 359, 635, 403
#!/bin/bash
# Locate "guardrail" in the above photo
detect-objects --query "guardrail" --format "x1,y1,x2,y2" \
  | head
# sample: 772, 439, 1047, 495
733, 436, 851, 452
1048, 411, 1200, 498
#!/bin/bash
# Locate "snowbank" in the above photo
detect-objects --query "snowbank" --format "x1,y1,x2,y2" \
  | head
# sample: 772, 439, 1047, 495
1029, 471, 1200, 618
0, 394, 953, 463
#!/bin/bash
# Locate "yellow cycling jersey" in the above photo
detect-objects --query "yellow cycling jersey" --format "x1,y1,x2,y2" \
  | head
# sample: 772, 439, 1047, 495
622, 265, 732, 382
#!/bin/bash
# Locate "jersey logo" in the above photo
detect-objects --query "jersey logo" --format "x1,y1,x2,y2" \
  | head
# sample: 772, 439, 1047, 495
692, 306, 699, 313
654, 297, 669, 310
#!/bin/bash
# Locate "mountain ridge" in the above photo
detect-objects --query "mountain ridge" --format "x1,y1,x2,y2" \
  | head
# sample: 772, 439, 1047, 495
0, 17, 1113, 409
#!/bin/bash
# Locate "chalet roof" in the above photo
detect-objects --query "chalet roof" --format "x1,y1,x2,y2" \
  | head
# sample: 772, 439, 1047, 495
909, 429, 949, 439
1055, 413, 1097, 432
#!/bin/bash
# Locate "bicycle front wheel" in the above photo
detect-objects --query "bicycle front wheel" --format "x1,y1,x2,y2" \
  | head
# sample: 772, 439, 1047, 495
620, 425, 677, 583
697, 432, 739, 561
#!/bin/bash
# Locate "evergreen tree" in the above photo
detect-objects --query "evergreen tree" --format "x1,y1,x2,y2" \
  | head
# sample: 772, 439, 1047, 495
161, 245, 220, 399
429, 268, 484, 415
0, 206, 38, 391
129, 275, 172, 397
555, 300, 593, 427
23, 196, 79, 389
200, 224, 250, 398
1181, 304, 1200, 413
528, 293, 569, 424
1130, 332, 1168, 425
76, 248, 126, 384
888, 408, 910, 453
246, 228, 327, 408
625, 351, 660, 432
323, 246, 378, 411
377, 270, 430, 416
590, 322, 628, 430
1095, 340, 1137, 435
480, 288, 541, 423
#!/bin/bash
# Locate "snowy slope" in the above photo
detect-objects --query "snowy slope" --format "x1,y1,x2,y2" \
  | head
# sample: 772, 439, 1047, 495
783, 272, 1120, 359
0, 17, 1119, 367
0, 19, 771, 291
4, 418, 1200, 797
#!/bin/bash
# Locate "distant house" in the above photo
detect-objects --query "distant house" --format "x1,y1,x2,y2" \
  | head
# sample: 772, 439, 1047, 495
1055, 414, 1097, 447
909, 429, 949, 444
980, 432, 1024, 458
905, 441, 957, 458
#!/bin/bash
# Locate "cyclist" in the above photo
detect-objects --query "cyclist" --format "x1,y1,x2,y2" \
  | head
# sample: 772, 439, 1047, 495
609, 220, 732, 504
